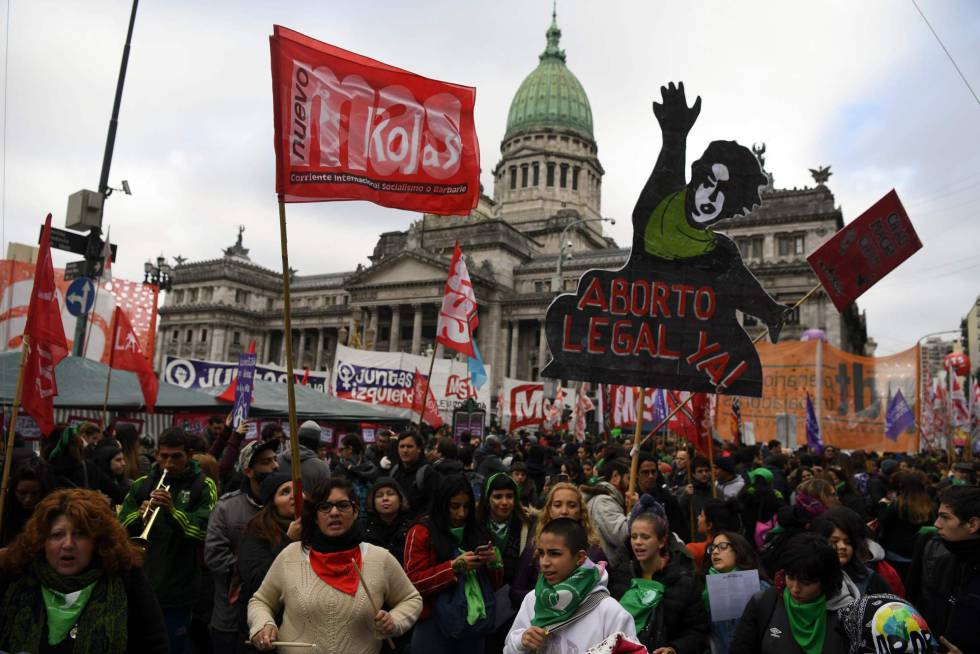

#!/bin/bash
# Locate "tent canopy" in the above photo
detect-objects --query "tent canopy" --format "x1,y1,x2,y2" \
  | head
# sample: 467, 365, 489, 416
0, 353, 409, 422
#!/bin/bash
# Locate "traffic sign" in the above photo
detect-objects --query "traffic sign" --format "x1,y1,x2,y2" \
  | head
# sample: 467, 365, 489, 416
65, 277, 96, 317
39, 225, 117, 260
64, 259, 104, 281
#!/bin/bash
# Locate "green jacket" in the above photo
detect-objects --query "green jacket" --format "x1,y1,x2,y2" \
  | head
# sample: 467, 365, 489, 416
120, 461, 217, 609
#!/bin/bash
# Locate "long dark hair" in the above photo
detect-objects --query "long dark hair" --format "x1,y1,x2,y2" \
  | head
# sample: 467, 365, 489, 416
813, 507, 872, 582
422, 474, 488, 561
706, 530, 762, 575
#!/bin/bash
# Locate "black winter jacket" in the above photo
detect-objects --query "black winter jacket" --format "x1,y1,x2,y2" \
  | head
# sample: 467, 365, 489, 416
906, 534, 980, 651
635, 559, 709, 654
730, 586, 848, 654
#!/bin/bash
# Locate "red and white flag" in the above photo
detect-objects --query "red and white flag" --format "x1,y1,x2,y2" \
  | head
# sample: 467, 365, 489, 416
269, 26, 480, 215
108, 307, 158, 412
411, 368, 444, 428
668, 391, 710, 455
950, 372, 970, 427
20, 215, 69, 436
101, 226, 113, 279
435, 242, 479, 358
573, 383, 594, 441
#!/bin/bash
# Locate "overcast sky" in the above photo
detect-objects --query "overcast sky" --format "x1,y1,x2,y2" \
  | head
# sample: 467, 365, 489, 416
2, 0, 978, 355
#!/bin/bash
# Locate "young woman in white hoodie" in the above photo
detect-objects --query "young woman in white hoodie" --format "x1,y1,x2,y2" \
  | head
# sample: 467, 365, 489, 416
505, 518, 635, 654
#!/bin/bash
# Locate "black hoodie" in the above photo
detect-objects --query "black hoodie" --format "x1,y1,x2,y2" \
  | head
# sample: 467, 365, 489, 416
361, 477, 412, 564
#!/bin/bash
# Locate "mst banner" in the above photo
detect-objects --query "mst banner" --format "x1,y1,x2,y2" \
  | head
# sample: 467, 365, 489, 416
498, 377, 578, 431
163, 355, 331, 394
269, 25, 480, 215
714, 341, 920, 452
331, 344, 491, 419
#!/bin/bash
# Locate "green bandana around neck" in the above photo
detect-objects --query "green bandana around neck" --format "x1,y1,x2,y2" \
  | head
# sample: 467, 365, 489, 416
449, 526, 487, 625
782, 587, 827, 654
620, 577, 666, 632
643, 189, 717, 260
531, 564, 600, 628
42, 582, 96, 645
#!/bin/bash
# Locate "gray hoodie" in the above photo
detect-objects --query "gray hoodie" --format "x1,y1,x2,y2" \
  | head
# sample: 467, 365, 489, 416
277, 444, 330, 494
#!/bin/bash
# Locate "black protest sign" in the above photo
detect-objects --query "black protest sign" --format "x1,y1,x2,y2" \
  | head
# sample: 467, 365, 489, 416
541, 83, 788, 397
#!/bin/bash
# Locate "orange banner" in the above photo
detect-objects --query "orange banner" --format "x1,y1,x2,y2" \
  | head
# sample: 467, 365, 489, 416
0, 259, 157, 364
716, 341, 920, 452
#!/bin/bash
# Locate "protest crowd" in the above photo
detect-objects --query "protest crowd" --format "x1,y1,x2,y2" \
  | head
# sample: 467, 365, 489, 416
1, 416, 977, 654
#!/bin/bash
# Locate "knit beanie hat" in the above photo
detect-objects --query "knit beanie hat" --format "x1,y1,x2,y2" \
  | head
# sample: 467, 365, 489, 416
837, 594, 935, 654
628, 493, 669, 534
297, 420, 322, 449
258, 471, 293, 506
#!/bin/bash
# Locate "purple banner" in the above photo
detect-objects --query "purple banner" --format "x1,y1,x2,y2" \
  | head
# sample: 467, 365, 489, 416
231, 352, 258, 428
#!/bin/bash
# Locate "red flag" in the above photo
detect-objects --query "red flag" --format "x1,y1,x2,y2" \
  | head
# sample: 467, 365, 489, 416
269, 26, 480, 215
667, 391, 710, 455
108, 307, 158, 412
411, 368, 444, 428
301, 367, 310, 386
20, 215, 69, 436
435, 242, 479, 358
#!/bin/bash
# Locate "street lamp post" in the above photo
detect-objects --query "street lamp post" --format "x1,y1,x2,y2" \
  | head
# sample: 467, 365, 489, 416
553, 217, 615, 291
143, 256, 172, 370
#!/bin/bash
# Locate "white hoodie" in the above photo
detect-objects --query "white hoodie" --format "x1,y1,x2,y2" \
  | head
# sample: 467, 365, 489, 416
505, 565, 636, 654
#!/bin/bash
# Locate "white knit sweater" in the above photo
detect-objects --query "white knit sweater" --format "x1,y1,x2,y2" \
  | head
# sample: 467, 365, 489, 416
248, 541, 422, 654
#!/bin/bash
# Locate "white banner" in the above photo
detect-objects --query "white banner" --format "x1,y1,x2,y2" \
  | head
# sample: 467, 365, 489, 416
331, 344, 491, 420
162, 355, 331, 394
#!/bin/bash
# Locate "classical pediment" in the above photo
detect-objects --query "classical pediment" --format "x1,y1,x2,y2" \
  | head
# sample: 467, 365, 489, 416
346, 250, 499, 292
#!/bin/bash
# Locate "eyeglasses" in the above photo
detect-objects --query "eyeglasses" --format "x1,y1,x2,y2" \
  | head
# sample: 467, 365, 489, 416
706, 541, 734, 554
316, 500, 354, 514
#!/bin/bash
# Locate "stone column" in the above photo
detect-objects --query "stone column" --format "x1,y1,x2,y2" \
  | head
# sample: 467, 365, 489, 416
538, 320, 548, 379
411, 304, 423, 355
389, 306, 401, 352
488, 302, 502, 392
279, 329, 287, 365
314, 328, 324, 370
368, 309, 379, 351
297, 329, 306, 368
262, 332, 272, 363
509, 321, 519, 378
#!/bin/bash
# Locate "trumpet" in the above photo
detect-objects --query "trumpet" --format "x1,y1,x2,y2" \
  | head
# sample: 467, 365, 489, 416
132, 470, 169, 551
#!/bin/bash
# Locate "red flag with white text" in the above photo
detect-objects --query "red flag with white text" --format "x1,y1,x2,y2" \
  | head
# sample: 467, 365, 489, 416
411, 368, 444, 428
109, 307, 158, 412
269, 26, 480, 215
435, 242, 479, 358
668, 391, 710, 455
20, 215, 69, 436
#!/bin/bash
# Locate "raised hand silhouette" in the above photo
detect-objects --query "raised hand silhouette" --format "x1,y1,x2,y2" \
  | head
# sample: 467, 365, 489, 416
653, 81, 702, 136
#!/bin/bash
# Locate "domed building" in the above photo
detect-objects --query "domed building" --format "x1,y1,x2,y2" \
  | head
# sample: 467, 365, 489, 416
156, 11, 867, 404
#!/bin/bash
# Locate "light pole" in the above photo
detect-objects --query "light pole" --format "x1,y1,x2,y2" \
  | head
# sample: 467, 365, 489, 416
143, 255, 172, 370
553, 217, 615, 291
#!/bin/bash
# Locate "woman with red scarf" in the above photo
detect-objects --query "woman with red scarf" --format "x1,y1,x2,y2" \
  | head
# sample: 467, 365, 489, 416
248, 478, 422, 653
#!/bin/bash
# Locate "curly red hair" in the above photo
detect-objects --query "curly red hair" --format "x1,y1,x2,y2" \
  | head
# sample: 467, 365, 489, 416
0, 488, 143, 574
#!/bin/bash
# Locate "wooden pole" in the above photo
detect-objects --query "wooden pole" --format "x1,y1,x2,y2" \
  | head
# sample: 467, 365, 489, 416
632, 284, 823, 453
707, 422, 718, 499
277, 199, 303, 514
352, 557, 397, 649
101, 309, 119, 428
626, 388, 644, 511
416, 345, 438, 434
0, 340, 30, 538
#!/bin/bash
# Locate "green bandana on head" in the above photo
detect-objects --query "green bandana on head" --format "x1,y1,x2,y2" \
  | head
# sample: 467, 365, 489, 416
531, 564, 600, 628
783, 587, 827, 654
450, 526, 487, 625
619, 578, 666, 632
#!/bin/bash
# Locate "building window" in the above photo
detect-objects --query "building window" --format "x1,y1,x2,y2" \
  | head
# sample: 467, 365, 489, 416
189, 289, 198, 303
560, 164, 568, 188
778, 234, 806, 257
235, 289, 249, 305
201, 288, 213, 302
532, 162, 540, 186
785, 306, 800, 324
171, 329, 179, 342
534, 280, 544, 293
738, 237, 764, 261
185, 329, 193, 343
521, 164, 528, 188
173, 290, 184, 304
547, 163, 555, 187
572, 167, 580, 191
564, 278, 575, 291
200, 329, 208, 343
233, 331, 241, 345
267, 297, 274, 311
509, 166, 517, 190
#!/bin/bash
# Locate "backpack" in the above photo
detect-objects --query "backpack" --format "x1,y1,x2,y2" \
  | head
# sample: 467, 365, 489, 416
391, 463, 430, 491
432, 564, 497, 639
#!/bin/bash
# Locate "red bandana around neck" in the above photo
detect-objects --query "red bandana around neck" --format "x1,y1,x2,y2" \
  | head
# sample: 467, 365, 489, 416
309, 545, 362, 596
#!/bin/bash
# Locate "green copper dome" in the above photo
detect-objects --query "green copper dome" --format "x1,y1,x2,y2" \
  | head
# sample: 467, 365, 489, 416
504, 12, 594, 142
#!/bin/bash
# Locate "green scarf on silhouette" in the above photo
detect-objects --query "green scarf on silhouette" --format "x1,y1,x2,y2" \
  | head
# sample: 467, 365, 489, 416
643, 189, 717, 260
783, 587, 827, 654
531, 564, 600, 628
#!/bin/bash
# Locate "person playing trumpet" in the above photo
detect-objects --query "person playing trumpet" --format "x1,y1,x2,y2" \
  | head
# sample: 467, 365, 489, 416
120, 427, 217, 654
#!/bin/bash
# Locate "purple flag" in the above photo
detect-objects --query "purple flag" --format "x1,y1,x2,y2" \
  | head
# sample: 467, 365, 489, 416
231, 350, 258, 429
885, 389, 915, 441
652, 388, 669, 426
806, 391, 824, 454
